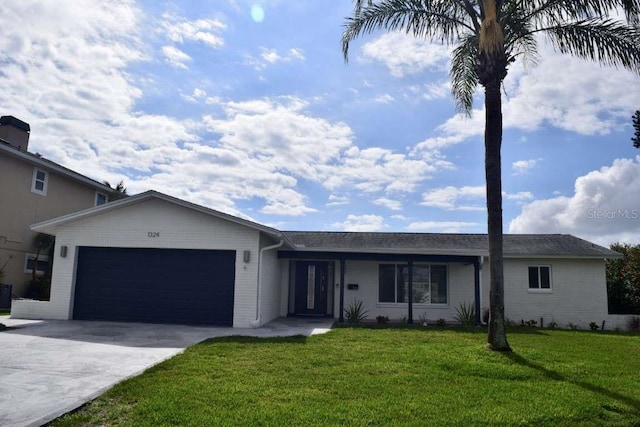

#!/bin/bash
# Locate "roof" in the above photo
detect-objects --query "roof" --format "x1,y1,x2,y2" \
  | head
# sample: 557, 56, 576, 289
0, 140, 116, 194
281, 231, 621, 259
31, 190, 286, 241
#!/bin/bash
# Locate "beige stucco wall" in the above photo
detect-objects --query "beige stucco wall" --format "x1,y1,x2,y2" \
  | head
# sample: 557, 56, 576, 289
0, 154, 105, 295
11, 198, 264, 328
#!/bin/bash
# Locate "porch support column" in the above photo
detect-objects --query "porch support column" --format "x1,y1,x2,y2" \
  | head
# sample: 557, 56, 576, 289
474, 257, 481, 325
408, 259, 413, 324
339, 258, 345, 323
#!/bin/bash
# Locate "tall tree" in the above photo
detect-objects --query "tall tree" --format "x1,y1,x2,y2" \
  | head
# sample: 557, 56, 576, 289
633, 110, 640, 148
607, 243, 640, 314
343, 0, 640, 351
104, 179, 128, 200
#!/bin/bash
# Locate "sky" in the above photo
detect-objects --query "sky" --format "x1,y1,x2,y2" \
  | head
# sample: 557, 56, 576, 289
1, 1, 639, 246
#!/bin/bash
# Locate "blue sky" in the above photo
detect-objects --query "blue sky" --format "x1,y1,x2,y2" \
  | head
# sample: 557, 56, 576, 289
1, 1, 639, 245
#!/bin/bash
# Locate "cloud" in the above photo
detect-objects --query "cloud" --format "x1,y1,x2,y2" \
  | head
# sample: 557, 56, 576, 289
332, 214, 386, 232
374, 94, 394, 104
327, 194, 349, 207
421, 186, 486, 211
413, 40, 640, 153
360, 32, 450, 77
247, 47, 306, 70
406, 221, 481, 233
512, 159, 540, 175
421, 185, 534, 211
373, 197, 402, 211
161, 45, 191, 68
509, 157, 640, 245
162, 15, 225, 49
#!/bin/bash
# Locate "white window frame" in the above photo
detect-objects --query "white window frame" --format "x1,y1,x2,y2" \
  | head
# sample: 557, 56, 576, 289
31, 168, 48, 195
378, 263, 448, 305
95, 191, 108, 206
528, 265, 552, 292
24, 253, 50, 276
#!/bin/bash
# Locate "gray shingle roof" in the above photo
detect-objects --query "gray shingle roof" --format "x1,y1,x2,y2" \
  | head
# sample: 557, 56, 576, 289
281, 232, 620, 258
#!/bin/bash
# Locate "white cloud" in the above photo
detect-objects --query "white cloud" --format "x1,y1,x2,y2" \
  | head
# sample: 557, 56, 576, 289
161, 45, 191, 68
162, 16, 225, 49
422, 185, 534, 211
360, 32, 450, 77
327, 194, 349, 207
332, 214, 386, 232
373, 197, 402, 211
406, 221, 481, 233
421, 186, 486, 211
374, 94, 394, 104
248, 47, 306, 69
512, 159, 540, 175
509, 156, 640, 245
201, 96, 444, 215
413, 40, 640, 153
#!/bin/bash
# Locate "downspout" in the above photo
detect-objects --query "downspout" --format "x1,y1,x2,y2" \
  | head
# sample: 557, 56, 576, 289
478, 255, 484, 325
251, 238, 285, 328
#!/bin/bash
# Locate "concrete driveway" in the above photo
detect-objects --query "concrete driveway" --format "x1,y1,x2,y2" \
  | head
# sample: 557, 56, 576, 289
0, 316, 333, 427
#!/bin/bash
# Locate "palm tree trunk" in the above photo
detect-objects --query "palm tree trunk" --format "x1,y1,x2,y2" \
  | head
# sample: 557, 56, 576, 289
484, 78, 511, 351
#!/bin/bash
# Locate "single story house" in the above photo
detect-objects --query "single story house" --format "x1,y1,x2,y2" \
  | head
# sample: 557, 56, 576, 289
11, 190, 624, 329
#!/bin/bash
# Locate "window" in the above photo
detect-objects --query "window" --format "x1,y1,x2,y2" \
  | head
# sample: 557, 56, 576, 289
95, 192, 108, 206
528, 266, 552, 290
31, 168, 48, 195
379, 264, 447, 304
24, 253, 50, 276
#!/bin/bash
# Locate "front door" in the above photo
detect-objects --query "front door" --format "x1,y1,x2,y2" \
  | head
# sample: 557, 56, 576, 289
294, 261, 328, 315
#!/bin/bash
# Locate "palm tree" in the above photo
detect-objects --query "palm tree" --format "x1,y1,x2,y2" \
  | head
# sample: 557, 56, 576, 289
343, 0, 640, 351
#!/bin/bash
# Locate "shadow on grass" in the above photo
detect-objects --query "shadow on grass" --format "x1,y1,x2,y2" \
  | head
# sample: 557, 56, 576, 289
504, 351, 640, 410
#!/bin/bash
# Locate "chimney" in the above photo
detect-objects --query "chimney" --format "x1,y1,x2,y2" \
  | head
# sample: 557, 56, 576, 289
0, 115, 31, 151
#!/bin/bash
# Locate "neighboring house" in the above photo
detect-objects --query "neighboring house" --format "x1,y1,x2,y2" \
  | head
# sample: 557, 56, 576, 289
11, 190, 625, 329
0, 116, 120, 297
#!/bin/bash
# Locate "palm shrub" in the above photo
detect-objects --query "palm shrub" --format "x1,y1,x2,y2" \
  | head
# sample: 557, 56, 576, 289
454, 302, 476, 326
344, 299, 369, 324
343, 0, 640, 351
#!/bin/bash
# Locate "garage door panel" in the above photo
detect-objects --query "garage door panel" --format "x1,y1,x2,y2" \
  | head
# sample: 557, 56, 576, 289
73, 247, 235, 325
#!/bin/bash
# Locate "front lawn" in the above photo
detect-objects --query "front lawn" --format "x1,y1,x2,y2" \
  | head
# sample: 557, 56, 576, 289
52, 327, 640, 426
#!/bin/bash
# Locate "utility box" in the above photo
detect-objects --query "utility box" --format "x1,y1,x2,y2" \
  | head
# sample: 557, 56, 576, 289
0, 284, 12, 309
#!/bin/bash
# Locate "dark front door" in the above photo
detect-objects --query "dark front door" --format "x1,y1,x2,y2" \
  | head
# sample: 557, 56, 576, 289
294, 261, 328, 315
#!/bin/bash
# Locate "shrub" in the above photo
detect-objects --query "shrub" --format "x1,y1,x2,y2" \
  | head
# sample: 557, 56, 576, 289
436, 318, 446, 327
589, 321, 599, 331
521, 319, 537, 327
418, 313, 429, 326
344, 299, 368, 324
568, 322, 579, 330
453, 302, 476, 326
628, 316, 640, 332
376, 315, 389, 325
547, 320, 558, 329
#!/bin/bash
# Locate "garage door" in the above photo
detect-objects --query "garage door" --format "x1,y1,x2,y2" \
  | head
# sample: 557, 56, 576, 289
73, 247, 236, 325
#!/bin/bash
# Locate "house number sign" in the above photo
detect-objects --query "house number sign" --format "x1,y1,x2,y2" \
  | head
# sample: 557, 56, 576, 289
148, 232, 160, 238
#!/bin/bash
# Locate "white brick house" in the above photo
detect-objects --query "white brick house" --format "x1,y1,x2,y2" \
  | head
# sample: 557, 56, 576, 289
11, 190, 623, 329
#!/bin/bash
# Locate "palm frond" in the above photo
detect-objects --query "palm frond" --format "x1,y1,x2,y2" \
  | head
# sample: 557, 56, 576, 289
450, 34, 479, 114
522, 0, 640, 27
542, 19, 640, 74
342, 0, 477, 61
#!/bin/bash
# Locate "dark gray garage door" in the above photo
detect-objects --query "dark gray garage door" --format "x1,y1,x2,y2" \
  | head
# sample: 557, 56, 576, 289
73, 247, 236, 325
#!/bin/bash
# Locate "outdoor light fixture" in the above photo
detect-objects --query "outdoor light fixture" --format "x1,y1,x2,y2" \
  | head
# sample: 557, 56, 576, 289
243, 250, 250, 263
60, 245, 68, 258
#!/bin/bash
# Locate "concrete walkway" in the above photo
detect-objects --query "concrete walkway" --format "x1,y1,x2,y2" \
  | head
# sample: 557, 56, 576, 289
0, 316, 334, 427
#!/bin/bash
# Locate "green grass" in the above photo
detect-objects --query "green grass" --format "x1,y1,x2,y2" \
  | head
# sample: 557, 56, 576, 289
52, 327, 640, 427
0, 308, 10, 315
